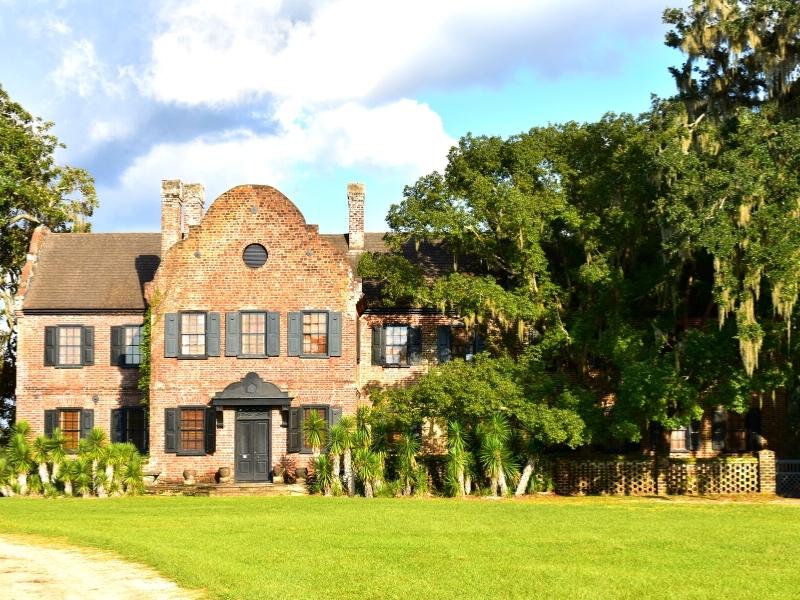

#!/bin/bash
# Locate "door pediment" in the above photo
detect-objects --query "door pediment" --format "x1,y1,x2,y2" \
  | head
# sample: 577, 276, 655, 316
212, 372, 291, 407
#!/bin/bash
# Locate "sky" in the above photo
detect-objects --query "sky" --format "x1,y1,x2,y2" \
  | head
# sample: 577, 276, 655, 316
0, 0, 687, 234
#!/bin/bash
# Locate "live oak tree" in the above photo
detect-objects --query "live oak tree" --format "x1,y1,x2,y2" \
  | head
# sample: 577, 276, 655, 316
0, 85, 96, 436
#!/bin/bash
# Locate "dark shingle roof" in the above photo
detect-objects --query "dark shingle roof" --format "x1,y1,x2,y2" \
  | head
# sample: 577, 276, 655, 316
23, 233, 161, 311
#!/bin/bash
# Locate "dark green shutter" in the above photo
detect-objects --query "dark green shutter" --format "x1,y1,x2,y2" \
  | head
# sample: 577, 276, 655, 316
164, 313, 179, 357
371, 326, 385, 365
288, 312, 302, 356
44, 326, 58, 366
111, 409, 124, 443
408, 326, 422, 365
690, 420, 701, 451
746, 408, 762, 450
205, 407, 216, 454
266, 312, 280, 357
288, 407, 301, 452
330, 406, 342, 426
80, 409, 94, 439
225, 312, 240, 357
712, 408, 727, 451
110, 326, 125, 366
165, 408, 178, 453
437, 326, 451, 363
328, 312, 342, 357
44, 410, 58, 436
474, 329, 485, 354
82, 326, 95, 365
206, 312, 220, 356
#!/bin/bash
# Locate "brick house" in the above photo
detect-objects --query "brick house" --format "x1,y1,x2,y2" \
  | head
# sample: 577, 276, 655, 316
13, 179, 789, 486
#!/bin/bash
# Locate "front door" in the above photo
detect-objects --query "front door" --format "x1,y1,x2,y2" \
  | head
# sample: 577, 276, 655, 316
235, 411, 271, 482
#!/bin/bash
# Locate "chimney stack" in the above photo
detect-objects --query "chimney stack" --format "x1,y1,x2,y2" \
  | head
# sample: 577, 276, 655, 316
161, 179, 205, 257
347, 182, 365, 251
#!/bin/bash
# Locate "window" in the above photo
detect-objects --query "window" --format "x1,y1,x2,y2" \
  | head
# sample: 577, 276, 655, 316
111, 407, 148, 453
164, 312, 220, 359
225, 311, 279, 357
44, 326, 94, 368
164, 406, 215, 456
44, 408, 93, 452
669, 421, 700, 453
241, 312, 266, 355
303, 312, 328, 355
287, 311, 342, 358
111, 325, 142, 367
181, 313, 206, 356
372, 324, 421, 367
437, 325, 485, 363
287, 405, 342, 453
243, 243, 268, 268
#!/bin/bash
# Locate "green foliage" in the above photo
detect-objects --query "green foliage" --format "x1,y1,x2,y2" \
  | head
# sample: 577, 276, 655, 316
310, 454, 334, 495
137, 307, 153, 404
302, 411, 328, 455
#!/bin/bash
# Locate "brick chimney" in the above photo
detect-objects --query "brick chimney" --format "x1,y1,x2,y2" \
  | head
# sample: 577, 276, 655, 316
347, 182, 365, 251
161, 179, 205, 256
161, 179, 183, 257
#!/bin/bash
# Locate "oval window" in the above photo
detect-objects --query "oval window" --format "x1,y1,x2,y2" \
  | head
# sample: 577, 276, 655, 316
243, 244, 268, 268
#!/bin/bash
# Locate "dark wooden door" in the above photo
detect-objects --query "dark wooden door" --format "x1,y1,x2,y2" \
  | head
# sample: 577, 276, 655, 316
235, 417, 270, 482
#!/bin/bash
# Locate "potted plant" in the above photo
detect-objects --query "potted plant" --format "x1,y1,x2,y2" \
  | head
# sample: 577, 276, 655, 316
218, 466, 231, 484
183, 468, 197, 485
272, 464, 284, 484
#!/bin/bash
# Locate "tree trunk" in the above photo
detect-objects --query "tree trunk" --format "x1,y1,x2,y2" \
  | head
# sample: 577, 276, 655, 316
515, 457, 537, 497
489, 475, 498, 497
498, 470, 508, 497
464, 474, 472, 495
364, 480, 373, 498
17, 473, 28, 496
51, 462, 60, 482
457, 468, 465, 498
332, 453, 341, 480
38, 462, 50, 486
93, 460, 107, 498
64, 481, 73, 497
105, 465, 115, 494
344, 450, 354, 496
0, 485, 13, 497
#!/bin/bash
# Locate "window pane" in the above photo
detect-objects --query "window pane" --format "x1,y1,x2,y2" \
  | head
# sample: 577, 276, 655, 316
385, 325, 408, 365
126, 408, 147, 453
124, 326, 142, 365
181, 314, 206, 356
58, 326, 82, 365
303, 312, 328, 355
60, 410, 81, 451
670, 428, 689, 452
180, 408, 205, 451
451, 327, 469, 359
241, 313, 266, 355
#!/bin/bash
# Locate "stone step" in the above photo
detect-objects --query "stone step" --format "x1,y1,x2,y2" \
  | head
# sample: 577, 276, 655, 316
147, 482, 308, 497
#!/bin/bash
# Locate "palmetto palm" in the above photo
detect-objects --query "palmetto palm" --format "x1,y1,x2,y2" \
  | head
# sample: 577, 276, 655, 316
337, 416, 356, 496
354, 406, 372, 449
60, 458, 78, 496
49, 428, 67, 483
311, 454, 334, 496
5, 425, 32, 495
120, 450, 144, 495
478, 414, 517, 496
79, 428, 109, 497
30, 435, 52, 486
446, 421, 468, 497
396, 432, 420, 496
302, 411, 328, 457
328, 422, 347, 483
353, 447, 382, 498
73, 457, 93, 498
0, 456, 14, 497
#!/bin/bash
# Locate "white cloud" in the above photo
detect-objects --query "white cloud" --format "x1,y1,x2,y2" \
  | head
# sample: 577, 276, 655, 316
88, 119, 132, 143
51, 39, 127, 98
21, 13, 72, 38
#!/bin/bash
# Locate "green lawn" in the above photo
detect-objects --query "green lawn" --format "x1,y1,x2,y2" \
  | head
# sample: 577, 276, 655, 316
0, 496, 798, 599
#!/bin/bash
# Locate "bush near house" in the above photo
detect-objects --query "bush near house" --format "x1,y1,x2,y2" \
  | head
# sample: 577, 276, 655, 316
0, 420, 144, 497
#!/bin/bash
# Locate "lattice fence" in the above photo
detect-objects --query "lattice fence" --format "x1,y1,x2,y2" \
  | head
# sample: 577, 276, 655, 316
777, 460, 800, 497
555, 457, 761, 496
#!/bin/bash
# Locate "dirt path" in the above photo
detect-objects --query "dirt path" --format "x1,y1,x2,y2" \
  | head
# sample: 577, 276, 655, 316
0, 536, 200, 599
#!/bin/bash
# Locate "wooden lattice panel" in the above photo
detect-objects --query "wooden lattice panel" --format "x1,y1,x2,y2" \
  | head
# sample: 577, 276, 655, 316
666, 459, 758, 495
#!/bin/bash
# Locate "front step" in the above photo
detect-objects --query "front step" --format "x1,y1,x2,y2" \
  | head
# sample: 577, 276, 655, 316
148, 482, 308, 497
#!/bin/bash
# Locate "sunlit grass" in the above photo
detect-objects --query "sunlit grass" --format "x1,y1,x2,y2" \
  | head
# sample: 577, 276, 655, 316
0, 496, 798, 599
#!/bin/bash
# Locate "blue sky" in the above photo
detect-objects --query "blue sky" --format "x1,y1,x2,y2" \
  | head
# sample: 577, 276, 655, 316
1, 0, 685, 234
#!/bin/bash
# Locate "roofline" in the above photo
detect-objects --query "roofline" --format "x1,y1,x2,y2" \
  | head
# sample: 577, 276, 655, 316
22, 308, 147, 315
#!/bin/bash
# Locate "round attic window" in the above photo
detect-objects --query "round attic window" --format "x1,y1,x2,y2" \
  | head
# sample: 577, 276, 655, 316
243, 244, 268, 268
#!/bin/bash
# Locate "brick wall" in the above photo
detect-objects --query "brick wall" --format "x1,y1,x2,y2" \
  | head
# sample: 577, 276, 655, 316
15, 312, 145, 434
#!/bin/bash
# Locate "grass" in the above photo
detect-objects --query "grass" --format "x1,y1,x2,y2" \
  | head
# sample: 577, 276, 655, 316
0, 495, 799, 599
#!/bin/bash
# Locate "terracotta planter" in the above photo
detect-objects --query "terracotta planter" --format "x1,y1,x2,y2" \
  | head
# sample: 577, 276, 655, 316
182, 469, 197, 485
218, 467, 231, 484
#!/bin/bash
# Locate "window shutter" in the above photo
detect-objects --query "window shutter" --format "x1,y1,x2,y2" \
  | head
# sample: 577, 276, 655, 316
437, 326, 452, 363
690, 420, 701, 451
266, 312, 280, 357
206, 312, 220, 357
82, 326, 95, 365
330, 406, 342, 427
205, 407, 216, 454
164, 408, 178, 453
288, 407, 301, 452
164, 313, 179, 357
712, 408, 727, 451
44, 410, 58, 437
287, 312, 302, 356
371, 326, 385, 365
111, 409, 124, 443
746, 408, 762, 450
474, 329, 486, 354
649, 422, 664, 452
80, 409, 94, 439
44, 326, 58, 366
328, 312, 342, 357
110, 326, 124, 366
225, 312, 240, 357
408, 326, 422, 365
